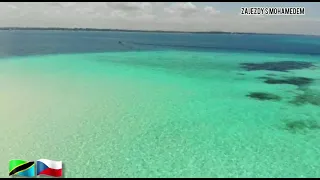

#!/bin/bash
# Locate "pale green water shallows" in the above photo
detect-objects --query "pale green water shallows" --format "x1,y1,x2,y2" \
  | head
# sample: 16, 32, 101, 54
0, 51, 319, 178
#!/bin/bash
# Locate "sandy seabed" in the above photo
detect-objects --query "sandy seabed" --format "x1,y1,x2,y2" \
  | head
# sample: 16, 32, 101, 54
0, 51, 319, 177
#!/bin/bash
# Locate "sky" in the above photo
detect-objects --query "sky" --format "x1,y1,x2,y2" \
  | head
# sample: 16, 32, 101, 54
0, 2, 319, 35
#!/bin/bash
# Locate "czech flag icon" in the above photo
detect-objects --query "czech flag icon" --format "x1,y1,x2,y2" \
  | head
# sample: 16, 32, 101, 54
36, 159, 63, 177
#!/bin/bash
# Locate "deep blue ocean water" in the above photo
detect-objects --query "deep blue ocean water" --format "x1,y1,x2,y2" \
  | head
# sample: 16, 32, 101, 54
0, 30, 320, 57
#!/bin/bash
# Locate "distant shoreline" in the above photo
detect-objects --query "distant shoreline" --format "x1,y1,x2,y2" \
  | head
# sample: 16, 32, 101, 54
0, 27, 316, 37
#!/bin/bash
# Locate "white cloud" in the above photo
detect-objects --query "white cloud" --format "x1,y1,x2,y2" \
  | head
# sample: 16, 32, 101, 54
110, 10, 127, 19
164, 2, 199, 17
106, 2, 152, 12
204, 6, 220, 15
7, 4, 18, 10
0, 2, 319, 35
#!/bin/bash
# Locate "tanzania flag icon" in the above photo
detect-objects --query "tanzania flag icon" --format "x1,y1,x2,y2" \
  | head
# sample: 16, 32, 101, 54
9, 159, 35, 177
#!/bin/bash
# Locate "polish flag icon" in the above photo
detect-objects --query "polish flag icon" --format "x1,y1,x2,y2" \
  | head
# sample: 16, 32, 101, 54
36, 159, 63, 177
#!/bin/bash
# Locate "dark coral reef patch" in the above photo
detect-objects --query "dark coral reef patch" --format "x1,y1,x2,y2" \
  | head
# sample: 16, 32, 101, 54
246, 92, 282, 101
289, 89, 320, 106
240, 61, 315, 72
262, 77, 313, 87
282, 119, 320, 134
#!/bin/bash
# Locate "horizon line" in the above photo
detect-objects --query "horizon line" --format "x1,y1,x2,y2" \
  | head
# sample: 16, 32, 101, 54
0, 27, 318, 37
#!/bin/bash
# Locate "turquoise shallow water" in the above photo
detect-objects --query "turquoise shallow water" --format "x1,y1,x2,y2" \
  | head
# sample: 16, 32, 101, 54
0, 50, 319, 177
